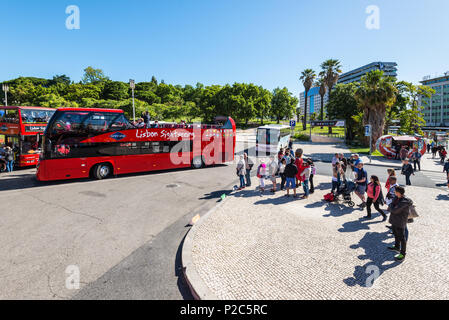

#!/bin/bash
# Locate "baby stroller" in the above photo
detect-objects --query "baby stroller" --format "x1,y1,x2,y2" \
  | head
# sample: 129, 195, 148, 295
333, 180, 356, 207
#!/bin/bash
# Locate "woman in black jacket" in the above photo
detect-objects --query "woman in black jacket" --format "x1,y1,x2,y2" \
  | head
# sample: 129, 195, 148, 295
387, 186, 413, 261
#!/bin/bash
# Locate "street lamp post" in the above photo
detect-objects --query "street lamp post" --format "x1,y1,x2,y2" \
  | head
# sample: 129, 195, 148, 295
129, 79, 136, 122
2, 83, 9, 106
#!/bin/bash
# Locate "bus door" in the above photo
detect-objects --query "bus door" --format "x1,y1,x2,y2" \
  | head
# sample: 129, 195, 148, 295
19, 134, 41, 166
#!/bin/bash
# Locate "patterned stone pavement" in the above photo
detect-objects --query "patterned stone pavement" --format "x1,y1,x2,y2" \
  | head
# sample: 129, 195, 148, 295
187, 175, 449, 300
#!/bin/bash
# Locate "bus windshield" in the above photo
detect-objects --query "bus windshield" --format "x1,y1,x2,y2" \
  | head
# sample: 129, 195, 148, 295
47, 111, 134, 142
21, 109, 55, 124
257, 129, 280, 145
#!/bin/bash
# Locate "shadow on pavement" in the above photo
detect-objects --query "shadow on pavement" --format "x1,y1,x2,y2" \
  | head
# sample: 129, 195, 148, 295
338, 216, 385, 233
199, 189, 233, 202
436, 194, 449, 201
322, 203, 358, 218
343, 231, 401, 288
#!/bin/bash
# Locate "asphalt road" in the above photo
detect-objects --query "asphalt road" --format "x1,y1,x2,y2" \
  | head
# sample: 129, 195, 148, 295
0, 163, 238, 299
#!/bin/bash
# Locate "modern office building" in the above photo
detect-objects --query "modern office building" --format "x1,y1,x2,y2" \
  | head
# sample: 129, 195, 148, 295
338, 62, 398, 84
299, 86, 329, 119
420, 73, 449, 127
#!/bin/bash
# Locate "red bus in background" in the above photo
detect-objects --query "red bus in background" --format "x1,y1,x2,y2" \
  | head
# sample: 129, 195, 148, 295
0, 106, 56, 167
36, 108, 236, 181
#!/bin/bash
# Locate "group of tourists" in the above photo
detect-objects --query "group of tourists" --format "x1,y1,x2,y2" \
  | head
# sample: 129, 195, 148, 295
0, 145, 15, 173
328, 154, 417, 261
236, 146, 316, 200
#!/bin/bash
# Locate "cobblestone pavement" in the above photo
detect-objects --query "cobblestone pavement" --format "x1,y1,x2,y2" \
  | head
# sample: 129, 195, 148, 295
188, 175, 449, 300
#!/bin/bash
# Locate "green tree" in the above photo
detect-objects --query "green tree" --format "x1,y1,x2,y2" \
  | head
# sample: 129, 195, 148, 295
299, 69, 316, 129
102, 81, 129, 100
81, 66, 109, 84
50, 75, 71, 86
36, 94, 79, 108
184, 101, 200, 122
397, 82, 434, 135
355, 70, 397, 149
151, 76, 158, 86
271, 87, 297, 124
326, 83, 360, 141
254, 86, 272, 125
64, 83, 102, 103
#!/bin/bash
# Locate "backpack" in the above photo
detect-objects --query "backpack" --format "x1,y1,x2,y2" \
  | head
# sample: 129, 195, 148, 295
408, 205, 419, 219
323, 193, 335, 202
256, 164, 264, 179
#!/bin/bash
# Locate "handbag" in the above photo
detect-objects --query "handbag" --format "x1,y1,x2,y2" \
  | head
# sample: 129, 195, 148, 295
408, 205, 419, 219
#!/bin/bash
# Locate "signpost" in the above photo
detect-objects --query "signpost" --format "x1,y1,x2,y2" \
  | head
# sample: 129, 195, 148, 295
2, 83, 8, 106
290, 119, 296, 140
365, 124, 372, 163
129, 79, 136, 122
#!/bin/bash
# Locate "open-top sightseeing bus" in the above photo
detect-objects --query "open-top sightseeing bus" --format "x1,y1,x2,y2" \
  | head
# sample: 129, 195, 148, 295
36, 108, 236, 181
0, 106, 56, 167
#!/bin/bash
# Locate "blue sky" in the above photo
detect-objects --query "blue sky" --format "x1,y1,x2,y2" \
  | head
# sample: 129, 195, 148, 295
1, 0, 449, 95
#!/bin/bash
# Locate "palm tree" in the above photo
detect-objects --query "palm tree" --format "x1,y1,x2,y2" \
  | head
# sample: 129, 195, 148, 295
355, 70, 397, 150
315, 71, 327, 123
300, 69, 316, 130
321, 59, 342, 133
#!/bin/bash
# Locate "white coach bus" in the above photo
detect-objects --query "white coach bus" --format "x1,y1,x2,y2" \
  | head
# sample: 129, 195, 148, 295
256, 125, 291, 156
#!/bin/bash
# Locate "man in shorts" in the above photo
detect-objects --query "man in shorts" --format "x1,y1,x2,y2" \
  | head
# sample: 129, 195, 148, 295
355, 162, 367, 208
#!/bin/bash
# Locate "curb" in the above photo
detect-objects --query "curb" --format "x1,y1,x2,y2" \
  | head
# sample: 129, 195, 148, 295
182, 185, 236, 300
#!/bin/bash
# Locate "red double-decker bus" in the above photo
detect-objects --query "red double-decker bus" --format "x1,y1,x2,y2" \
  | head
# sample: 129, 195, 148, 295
36, 108, 236, 181
0, 106, 56, 167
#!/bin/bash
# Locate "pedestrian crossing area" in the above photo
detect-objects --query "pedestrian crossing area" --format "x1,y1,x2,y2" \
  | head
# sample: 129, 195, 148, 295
420, 171, 448, 189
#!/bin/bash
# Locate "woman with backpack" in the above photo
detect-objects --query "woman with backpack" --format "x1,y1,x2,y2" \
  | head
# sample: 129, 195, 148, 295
5, 146, 14, 172
365, 175, 387, 221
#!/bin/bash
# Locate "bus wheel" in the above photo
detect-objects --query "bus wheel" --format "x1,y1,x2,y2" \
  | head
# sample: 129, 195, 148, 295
192, 156, 203, 169
93, 163, 112, 180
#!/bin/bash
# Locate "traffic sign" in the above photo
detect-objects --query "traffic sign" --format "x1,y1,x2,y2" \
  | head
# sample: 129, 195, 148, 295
364, 125, 372, 137
290, 120, 296, 128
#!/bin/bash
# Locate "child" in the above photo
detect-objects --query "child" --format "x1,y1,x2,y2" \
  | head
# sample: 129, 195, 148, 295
308, 158, 316, 194
386, 176, 399, 207
300, 160, 312, 199
284, 158, 298, 197
257, 161, 267, 193
279, 158, 287, 191
385, 168, 396, 191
